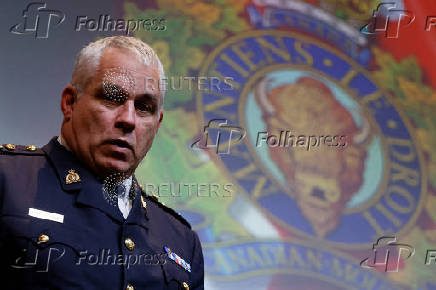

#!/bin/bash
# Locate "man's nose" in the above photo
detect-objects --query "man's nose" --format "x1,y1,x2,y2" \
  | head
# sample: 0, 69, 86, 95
115, 101, 135, 133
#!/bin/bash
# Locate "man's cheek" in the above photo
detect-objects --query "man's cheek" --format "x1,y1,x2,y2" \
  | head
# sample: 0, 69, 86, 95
138, 133, 155, 157
80, 108, 106, 134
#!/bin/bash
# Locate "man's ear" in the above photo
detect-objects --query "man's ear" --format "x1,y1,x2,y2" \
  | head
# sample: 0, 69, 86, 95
61, 85, 77, 122
155, 111, 163, 134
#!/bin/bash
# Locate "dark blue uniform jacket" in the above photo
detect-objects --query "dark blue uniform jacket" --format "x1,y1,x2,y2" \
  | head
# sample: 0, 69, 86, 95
0, 137, 204, 290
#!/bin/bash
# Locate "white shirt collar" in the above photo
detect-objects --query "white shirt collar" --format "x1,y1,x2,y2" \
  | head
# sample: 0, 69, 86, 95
57, 135, 72, 151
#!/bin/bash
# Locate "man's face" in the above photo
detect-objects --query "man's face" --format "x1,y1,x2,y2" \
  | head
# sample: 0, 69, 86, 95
64, 47, 163, 177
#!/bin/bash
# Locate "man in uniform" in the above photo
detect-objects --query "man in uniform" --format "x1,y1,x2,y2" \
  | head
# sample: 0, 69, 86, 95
0, 36, 203, 290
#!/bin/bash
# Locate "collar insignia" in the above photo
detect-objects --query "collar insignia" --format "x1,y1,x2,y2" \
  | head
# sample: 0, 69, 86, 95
141, 195, 147, 209
66, 169, 81, 184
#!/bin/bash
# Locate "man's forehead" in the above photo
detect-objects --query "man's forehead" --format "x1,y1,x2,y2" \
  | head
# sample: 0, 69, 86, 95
88, 47, 162, 97
97, 66, 160, 95
98, 65, 159, 82
98, 47, 159, 76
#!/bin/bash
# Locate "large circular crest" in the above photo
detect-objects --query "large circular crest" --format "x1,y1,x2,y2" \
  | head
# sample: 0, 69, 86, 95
197, 30, 425, 247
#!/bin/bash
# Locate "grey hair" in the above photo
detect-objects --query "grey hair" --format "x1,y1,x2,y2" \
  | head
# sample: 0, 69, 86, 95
71, 36, 166, 108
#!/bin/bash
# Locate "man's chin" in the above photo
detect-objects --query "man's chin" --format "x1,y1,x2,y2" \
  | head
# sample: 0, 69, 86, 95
96, 158, 134, 177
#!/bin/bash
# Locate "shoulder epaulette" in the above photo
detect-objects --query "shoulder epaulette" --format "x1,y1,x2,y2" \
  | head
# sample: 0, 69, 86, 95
0, 144, 45, 156
141, 191, 192, 229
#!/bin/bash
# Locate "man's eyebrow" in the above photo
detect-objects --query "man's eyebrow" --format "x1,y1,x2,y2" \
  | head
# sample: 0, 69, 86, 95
99, 82, 131, 98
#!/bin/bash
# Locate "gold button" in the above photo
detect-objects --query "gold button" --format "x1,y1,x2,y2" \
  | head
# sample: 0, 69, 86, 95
124, 238, 135, 251
126, 284, 134, 290
182, 282, 189, 290
38, 234, 50, 243
5, 144, 16, 150
26, 145, 37, 151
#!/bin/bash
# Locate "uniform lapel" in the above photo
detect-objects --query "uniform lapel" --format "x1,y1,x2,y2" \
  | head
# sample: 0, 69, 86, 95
42, 137, 124, 222
125, 177, 149, 229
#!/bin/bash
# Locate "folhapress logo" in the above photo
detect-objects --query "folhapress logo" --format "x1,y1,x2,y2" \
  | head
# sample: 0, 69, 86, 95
360, 236, 415, 272
10, 2, 65, 39
191, 119, 246, 155
360, 2, 415, 38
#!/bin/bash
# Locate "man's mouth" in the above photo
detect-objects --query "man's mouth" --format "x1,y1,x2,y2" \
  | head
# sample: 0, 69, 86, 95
105, 139, 134, 151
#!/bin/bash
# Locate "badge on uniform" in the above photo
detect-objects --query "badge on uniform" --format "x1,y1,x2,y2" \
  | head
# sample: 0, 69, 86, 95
28, 208, 64, 223
164, 246, 191, 272
66, 169, 81, 184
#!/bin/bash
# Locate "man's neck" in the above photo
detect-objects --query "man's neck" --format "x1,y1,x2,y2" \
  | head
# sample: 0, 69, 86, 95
57, 134, 72, 152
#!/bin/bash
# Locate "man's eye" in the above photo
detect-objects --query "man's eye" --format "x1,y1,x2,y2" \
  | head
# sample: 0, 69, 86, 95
102, 84, 128, 103
136, 102, 154, 112
103, 93, 125, 103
